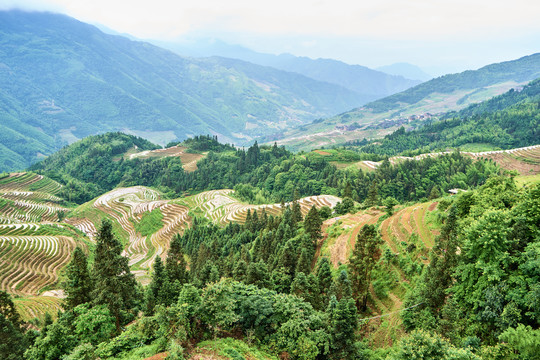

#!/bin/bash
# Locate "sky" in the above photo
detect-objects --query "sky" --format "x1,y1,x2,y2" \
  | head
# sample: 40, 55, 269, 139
2, 0, 540, 75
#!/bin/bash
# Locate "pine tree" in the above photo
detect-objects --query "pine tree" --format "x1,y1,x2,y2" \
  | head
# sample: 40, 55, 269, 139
330, 297, 358, 360
1, 291, 30, 359
304, 205, 322, 241
91, 219, 138, 333
316, 258, 333, 307
366, 181, 379, 207
63, 247, 93, 310
149, 256, 166, 305
246, 261, 270, 288
233, 259, 248, 282
295, 247, 312, 275
165, 234, 188, 285
349, 224, 382, 310
344, 181, 352, 199
331, 269, 352, 300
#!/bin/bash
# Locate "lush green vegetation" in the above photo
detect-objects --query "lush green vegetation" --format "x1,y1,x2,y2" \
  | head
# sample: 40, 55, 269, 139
365, 53, 540, 113
6, 176, 537, 359
400, 177, 540, 359
358, 78, 540, 156
0, 10, 365, 172
31, 132, 499, 208
134, 209, 164, 237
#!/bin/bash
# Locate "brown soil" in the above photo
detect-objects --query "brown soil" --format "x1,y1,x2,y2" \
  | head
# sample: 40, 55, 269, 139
314, 150, 331, 156
143, 352, 168, 360
427, 202, 438, 211
328, 211, 383, 267
467, 152, 540, 175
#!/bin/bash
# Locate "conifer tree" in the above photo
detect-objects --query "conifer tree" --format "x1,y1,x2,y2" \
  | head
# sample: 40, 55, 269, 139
148, 256, 165, 307
246, 261, 271, 288
331, 269, 353, 300
91, 219, 138, 333
165, 234, 188, 285
233, 259, 248, 282
316, 258, 333, 307
63, 247, 93, 310
0, 291, 27, 360
366, 181, 379, 207
329, 297, 359, 360
295, 247, 312, 275
349, 224, 382, 310
304, 205, 322, 241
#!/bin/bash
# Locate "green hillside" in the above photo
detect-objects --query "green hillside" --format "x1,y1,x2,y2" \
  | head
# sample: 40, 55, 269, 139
358, 77, 540, 156
270, 53, 540, 151
0, 10, 363, 172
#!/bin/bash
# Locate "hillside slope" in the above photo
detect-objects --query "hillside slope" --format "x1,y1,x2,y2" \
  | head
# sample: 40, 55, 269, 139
154, 37, 421, 99
0, 10, 362, 171
270, 53, 540, 150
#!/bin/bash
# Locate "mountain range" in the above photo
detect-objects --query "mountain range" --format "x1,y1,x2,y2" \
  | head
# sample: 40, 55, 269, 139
0, 10, 379, 171
153, 37, 422, 99
269, 52, 540, 150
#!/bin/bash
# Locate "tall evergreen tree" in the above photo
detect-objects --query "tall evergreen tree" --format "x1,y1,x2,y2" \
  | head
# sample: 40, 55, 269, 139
0, 291, 27, 359
349, 224, 382, 310
329, 297, 358, 360
63, 247, 93, 310
366, 181, 379, 207
316, 258, 333, 307
165, 234, 188, 285
91, 219, 138, 333
304, 205, 322, 241
331, 269, 353, 300
146, 256, 166, 313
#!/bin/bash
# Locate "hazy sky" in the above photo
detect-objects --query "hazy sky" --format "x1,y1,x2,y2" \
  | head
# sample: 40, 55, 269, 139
2, 0, 540, 74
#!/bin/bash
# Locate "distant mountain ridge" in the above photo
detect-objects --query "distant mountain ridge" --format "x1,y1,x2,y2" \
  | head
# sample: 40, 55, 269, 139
0, 10, 364, 172
269, 52, 540, 151
153, 38, 422, 101
376, 62, 432, 81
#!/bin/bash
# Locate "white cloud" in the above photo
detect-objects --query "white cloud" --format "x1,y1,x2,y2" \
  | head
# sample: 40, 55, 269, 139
2, 0, 539, 40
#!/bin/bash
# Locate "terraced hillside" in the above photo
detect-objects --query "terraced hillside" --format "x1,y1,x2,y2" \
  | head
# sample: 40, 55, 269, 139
320, 200, 442, 347
349, 144, 540, 175
126, 145, 207, 172
69, 186, 189, 270
0, 172, 91, 323
13, 295, 64, 323
183, 189, 341, 225
70, 187, 341, 273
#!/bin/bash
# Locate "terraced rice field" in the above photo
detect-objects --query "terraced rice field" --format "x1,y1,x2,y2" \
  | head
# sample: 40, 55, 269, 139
323, 209, 385, 267
84, 187, 190, 269
14, 295, 63, 323
358, 144, 540, 175
0, 172, 62, 194
186, 190, 341, 225
0, 235, 77, 295
321, 200, 442, 347
127, 145, 206, 172
0, 173, 69, 223
379, 201, 439, 259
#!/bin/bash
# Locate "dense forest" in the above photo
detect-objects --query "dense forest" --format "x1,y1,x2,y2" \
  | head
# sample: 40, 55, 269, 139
3, 176, 538, 359
31, 133, 499, 206
357, 78, 540, 156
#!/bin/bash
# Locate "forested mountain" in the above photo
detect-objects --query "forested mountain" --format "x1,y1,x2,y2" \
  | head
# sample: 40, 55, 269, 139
0, 10, 363, 172
271, 53, 540, 151
154, 38, 422, 98
358, 77, 540, 155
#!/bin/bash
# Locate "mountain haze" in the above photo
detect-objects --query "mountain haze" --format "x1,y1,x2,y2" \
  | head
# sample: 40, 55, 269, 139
154, 38, 422, 101
0, 10, 363, 172
376, 62, 432, 81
